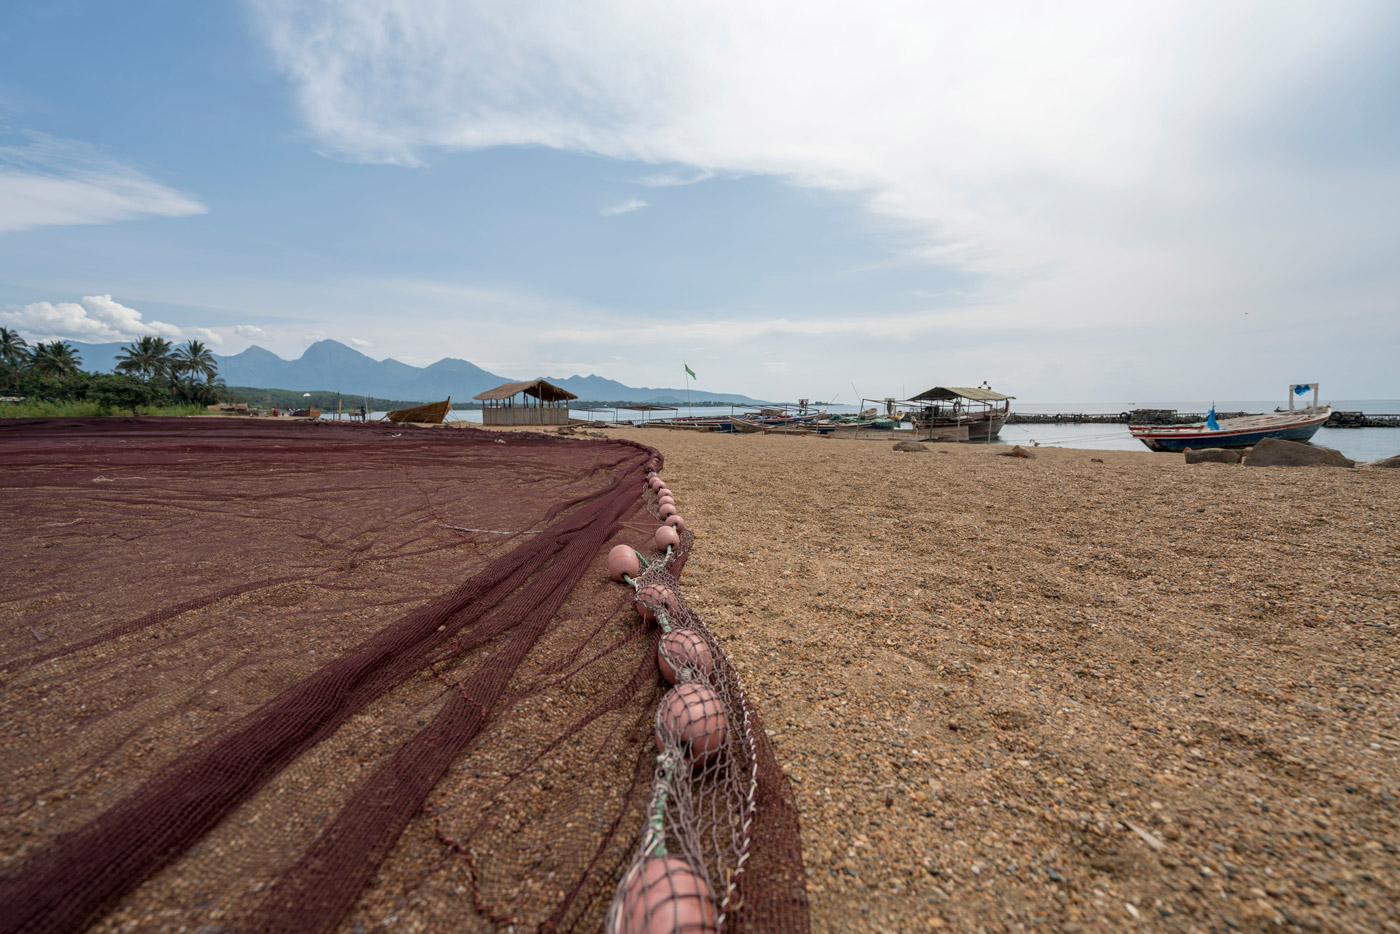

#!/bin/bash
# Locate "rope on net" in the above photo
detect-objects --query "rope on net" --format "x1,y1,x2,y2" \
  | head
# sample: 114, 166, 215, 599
601, 465, 759, 934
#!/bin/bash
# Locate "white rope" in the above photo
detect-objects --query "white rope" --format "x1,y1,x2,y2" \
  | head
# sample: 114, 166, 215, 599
438, 523, 541, 535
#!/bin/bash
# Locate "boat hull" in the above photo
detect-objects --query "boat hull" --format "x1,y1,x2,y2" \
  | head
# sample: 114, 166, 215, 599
386, 399, 451, 424
1131, 410, 1329, 452
911, 413, 1006, 441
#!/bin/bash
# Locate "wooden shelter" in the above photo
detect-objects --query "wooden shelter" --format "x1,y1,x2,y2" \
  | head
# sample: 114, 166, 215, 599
474, 379, 578, 426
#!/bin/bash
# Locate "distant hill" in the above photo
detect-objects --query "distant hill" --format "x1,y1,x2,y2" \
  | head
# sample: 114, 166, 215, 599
537, 372, 761, 405
61, 339, 765, 404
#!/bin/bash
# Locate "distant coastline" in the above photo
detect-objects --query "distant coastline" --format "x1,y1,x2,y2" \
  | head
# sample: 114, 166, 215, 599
58, 338, 769, 407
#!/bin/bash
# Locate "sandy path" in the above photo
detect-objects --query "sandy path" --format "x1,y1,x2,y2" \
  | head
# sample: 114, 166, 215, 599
596, 427, 1399, 934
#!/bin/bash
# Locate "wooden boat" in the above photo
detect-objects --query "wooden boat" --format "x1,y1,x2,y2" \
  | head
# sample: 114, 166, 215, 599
904, 386, 1014, 442
824, 422, 904, 440
910, 410, 1006, 440
918, 422, 972, 442
1130, 385, 1330, 452
290, 407, 322, 419
385, 398, 451, 424
647, 421, 715, 430
728, 417, 763, 433
762, 425, 834, 436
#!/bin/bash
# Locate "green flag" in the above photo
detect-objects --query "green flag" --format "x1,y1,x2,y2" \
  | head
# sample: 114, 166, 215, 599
684, 363, 696, 380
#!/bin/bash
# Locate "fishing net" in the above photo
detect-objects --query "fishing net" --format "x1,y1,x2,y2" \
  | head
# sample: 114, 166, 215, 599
603, 481, 778, 934
0, 417, 806, 933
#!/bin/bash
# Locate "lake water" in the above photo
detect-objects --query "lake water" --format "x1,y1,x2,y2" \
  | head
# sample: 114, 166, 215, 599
336, 399, 1400, 462
1000, 400, 1400, 462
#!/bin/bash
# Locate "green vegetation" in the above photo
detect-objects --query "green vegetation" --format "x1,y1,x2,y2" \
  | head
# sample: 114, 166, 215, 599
224, 388, 428, 412
0, 400, 208, 418
0, 328, 232, 418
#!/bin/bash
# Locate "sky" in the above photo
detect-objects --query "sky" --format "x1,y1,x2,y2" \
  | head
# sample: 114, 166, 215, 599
1, 0, 1397, 402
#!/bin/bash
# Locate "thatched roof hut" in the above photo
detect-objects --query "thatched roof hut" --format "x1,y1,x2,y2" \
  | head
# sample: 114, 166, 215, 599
474, 379, 577, 426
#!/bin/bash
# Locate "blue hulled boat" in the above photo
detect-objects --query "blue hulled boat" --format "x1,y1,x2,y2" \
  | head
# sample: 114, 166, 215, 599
1130, 384, 1331, 453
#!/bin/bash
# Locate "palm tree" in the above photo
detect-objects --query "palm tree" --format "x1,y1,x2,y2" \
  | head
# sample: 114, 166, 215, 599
29, 341, 83, 379
169, 340, 218, 404
115, 336, 174, 381
195, 375, 228, 405
173, 340, 217, 382
0, 327, 28, 389
0, 327, 28, 366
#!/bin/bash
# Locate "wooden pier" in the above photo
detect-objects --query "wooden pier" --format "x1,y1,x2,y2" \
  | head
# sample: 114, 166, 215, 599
1324, 411, 1400, 428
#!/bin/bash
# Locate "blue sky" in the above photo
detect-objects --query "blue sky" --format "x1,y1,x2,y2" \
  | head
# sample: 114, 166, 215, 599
2, 0, 1397, 401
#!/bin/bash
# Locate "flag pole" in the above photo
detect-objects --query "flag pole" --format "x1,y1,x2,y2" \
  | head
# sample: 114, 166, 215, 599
685, 362, 692, 414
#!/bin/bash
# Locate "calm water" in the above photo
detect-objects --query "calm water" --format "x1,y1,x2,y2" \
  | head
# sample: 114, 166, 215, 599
1001, 400, 1400, 462
339, 400, 1400, 462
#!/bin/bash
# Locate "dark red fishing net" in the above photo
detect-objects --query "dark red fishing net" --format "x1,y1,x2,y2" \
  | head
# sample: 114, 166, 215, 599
0, 417, 807, 933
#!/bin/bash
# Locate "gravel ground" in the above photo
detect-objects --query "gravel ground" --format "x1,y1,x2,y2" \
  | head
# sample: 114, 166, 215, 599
604, 427, 1400, 934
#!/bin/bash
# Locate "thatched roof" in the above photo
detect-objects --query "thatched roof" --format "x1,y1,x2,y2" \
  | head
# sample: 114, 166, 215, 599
473, 379, 578, 402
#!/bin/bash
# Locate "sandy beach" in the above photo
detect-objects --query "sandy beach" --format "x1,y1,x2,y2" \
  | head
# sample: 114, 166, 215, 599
603, 426, 1399, 933
2, 417, 1396, 934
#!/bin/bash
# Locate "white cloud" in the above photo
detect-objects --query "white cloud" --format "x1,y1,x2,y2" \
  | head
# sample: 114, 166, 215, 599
249, 0, 1397, 340
0, 132, 207, 233
348, 337, 372, 347
3, 295, 185, 343
637, 168, 715, 187
600, 198, 647, 216
234, 324, 269, 339
0, 295, 229, 346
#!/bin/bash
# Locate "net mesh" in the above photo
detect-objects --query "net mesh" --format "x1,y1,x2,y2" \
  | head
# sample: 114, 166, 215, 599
604, 478, 812, 934
0, 417, 807, 934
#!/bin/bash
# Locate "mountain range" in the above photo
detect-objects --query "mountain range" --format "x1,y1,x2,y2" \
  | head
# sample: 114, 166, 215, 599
60, 339, 766, 405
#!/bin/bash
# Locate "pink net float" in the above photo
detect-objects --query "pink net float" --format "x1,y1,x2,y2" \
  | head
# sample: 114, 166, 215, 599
658, 629, 716, 685
608, 544, 642, 582
654, 525, 681, 550
656, 683, 727, 763
634, 579, 678, 622
615, 856, 719, 934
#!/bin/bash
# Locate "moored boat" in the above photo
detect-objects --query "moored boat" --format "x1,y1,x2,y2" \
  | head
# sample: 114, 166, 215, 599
385, 398, 451, 424
1130, 384, 1331, 452
905, 386, 1014, 442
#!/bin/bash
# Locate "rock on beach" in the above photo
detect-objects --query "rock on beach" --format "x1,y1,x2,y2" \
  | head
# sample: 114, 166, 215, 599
1243, 437, 1354, 468
1183, 447, 1242, 464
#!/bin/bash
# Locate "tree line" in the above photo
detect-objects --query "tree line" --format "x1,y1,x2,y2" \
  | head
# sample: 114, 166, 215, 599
1, 329, 230, 415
